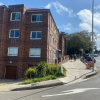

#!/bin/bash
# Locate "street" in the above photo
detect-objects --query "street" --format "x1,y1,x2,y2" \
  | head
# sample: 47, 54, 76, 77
0, 56, 100, 100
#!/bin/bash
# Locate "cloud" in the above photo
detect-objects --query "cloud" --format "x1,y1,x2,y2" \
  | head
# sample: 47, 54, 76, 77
94, 5, 100, 10
58, 23, 72, 32
77, 9, 100, 33
0, 2, 3, 5
45, 3, 52, 9
79, 23, 92, 32
77, 9, 100, 49
96, 34, 100, 50
45, 1, 75, 17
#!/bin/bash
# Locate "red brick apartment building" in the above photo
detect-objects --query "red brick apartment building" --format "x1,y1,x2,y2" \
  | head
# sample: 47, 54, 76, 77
0, 4, 60, 79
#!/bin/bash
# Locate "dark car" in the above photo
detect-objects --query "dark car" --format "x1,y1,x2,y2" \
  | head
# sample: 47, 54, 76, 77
85, 56, 96, 63
83, 54, 89, 59
94, 54, 98, 57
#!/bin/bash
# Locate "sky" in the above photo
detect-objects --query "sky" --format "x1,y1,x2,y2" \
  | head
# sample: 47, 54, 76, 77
0, 0, 100, 50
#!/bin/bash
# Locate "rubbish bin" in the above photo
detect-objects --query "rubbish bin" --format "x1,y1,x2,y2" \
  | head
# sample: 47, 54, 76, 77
86, 61, 92, 69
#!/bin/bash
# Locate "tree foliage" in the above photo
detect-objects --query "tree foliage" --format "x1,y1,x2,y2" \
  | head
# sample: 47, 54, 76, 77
66, 30, 94, 54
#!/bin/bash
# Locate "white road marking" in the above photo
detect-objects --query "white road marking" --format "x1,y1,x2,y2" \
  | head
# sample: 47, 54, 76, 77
42, 88, 100, 98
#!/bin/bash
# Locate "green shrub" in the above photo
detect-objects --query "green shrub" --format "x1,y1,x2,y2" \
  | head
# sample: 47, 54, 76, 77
54, 65, 66, 76
45, 64, 57, 75
46, 64, 66, 76
45, 64, 52, 75
63, 66, 66, 72
25, 68, 36, 79
36, 61, 47, 77
25, 62, 66, 79
51, 64, 57, 74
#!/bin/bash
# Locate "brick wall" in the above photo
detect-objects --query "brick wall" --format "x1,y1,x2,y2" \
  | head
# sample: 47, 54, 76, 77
0, 4, 60, 79
47, 11, 59, 64
0, 6, 9, 78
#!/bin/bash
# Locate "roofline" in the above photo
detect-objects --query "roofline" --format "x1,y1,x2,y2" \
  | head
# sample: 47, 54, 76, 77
48, 10, 59, 33
0, 5, 9, 10
8, 4, 25, 7
26, 9, 50, 12
8, 4, 27, 9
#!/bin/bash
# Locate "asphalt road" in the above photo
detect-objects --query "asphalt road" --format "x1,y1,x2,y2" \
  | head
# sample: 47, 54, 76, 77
0, 57, 100, 100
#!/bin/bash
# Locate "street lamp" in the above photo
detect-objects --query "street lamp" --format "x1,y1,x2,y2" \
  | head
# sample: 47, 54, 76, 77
92, 0, 94, 72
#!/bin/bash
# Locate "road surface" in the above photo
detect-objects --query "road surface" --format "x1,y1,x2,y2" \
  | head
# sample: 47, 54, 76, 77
0, 57, 100, 100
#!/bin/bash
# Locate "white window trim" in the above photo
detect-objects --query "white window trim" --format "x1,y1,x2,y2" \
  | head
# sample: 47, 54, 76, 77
8, 47, 18, 56
29, 48, 41, 57
30, 31, 42, 40
9, 29, 20, 38
31, 14, 42, 22
10, 12, 21, 21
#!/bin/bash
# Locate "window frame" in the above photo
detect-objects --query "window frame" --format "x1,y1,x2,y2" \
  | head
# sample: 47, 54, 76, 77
30, 31, 42, 40
50, 34, 51, 43
50, 17, 52, 27
11, 12, 21, 21
55, 41, 56, 47
31, 14, 42, 22
29, 48, 41, 57
53, 38, 55, 45
9, 29, 20, 38
54, 53, 56, 59
49, 50, 51, 58
8, 47, 18, 56
55, 29, 56, 34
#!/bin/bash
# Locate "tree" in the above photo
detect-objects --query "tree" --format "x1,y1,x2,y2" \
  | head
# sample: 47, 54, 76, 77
66, 30, 93, 55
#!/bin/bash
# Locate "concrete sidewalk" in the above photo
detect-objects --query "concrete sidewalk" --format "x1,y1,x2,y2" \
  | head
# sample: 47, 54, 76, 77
59, 59, 97, 83
0, 59, 98, 92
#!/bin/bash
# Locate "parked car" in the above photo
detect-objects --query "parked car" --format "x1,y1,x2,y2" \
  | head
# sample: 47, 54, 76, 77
94, 54, 98, 57
83, 54, 89, 60
90, 54, 98, 57
85, 56, 96, 63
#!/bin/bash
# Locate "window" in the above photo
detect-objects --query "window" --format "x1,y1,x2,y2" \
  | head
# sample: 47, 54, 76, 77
55, 41, 56, 47
9, 29, 19, 38
8, 47, 18, 56
31, 31, 42, 39
50, 34, 51, 43
49, 50, 51, 58
54, 53, 56, 59
32, 14, 42, 22
29, 48, 41, 57
49, 50, 50, 58
50, 17, 52, 27
53, 38, 54, 44
55, 29, 56, 34
11, 12, 21, 21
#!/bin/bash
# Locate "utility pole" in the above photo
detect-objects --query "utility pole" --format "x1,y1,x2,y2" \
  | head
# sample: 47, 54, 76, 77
92, 0, 94, 72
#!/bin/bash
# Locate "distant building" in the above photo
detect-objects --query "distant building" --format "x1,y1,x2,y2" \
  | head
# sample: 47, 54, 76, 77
58, 32, 67, 62
0, 4, 59, 79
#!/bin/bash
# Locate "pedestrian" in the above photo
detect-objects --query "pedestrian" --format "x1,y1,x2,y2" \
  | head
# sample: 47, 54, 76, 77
70, 54, 73, 61
74, 54, 77, 61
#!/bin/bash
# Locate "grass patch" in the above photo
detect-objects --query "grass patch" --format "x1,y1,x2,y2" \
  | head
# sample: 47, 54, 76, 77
19, 73, 66, 85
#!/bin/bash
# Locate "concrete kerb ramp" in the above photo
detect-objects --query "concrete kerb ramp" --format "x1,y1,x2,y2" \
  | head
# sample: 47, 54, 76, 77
83, 67, 99, 79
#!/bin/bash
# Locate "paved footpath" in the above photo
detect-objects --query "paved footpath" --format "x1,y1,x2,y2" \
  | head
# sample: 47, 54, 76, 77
59, 59, 93, 83
0, 59, 98, 92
